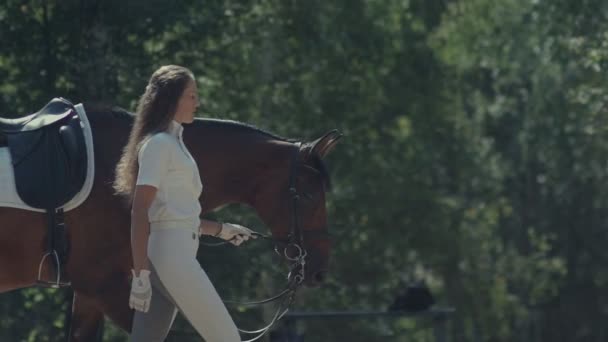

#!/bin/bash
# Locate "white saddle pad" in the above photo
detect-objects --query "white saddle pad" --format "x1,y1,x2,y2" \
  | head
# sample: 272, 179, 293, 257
0, 103, 95, 212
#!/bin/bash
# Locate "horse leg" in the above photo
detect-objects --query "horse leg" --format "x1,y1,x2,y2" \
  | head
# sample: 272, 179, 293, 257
68, 291, 105, 342
95, 274, 134, 333
69, 272, 134, 341
64, 197, 134, 340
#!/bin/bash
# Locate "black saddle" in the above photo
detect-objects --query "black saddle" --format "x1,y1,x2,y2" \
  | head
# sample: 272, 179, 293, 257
0, 97, 88, 288
0, 97, 87, 209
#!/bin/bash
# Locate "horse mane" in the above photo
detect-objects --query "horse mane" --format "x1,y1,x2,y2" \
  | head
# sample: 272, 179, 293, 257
197, 118, 298, 143
90, 105, 296, 142
85, 103, 134, 123
90, 105, 331, 189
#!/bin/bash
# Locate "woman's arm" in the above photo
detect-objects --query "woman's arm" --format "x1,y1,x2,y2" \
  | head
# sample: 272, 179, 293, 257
199, 219, 223, 236
199, 220, 257, 246
131, 185, 158, 275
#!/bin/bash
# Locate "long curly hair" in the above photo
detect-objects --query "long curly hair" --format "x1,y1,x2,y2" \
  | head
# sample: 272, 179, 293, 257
113, 65, 194, 199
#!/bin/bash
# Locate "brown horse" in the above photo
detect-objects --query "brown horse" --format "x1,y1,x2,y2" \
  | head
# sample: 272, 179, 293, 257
0, 105, 341, 341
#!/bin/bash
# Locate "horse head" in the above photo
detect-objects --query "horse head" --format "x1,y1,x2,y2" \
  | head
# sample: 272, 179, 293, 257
251, 130, 341, 287
183, 119, 341, 288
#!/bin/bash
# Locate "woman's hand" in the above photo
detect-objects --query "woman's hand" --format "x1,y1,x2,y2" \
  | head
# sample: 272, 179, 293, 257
129, 269, 152, 312
216, 223, 256, 246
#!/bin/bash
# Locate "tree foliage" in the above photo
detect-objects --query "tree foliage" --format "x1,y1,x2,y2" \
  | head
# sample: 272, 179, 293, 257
1, 0, 607, 341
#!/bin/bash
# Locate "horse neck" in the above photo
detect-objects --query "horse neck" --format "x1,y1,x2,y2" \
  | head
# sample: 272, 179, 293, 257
185, 120, 295, 213
87, 107, 134, 184
87, 111, 294, 213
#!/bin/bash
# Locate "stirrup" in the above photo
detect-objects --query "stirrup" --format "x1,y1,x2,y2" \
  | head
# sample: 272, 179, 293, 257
36, 250, 71, 288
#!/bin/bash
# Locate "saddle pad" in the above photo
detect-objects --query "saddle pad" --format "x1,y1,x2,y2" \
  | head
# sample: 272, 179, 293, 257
0, 103, 95, 212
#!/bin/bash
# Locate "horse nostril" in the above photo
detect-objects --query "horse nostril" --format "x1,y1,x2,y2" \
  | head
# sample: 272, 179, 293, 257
314, 270, 328, 283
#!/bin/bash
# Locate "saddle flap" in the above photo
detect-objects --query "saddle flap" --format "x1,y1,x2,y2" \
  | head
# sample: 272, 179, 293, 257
12, 128, 70, 209
7, 129, 45, 166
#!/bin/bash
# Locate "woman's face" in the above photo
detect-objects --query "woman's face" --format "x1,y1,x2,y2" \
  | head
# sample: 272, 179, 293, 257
173, 78, 199, 124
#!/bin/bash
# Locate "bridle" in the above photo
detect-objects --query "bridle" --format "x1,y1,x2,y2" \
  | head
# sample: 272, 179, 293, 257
274, 141, 331, 284
201, 142, 330, 341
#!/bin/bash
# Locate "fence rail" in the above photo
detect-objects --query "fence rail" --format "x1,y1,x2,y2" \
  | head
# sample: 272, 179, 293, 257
270, 307, 456, 342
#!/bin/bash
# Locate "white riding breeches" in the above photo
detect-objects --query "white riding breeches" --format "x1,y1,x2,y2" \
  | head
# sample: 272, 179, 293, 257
131, 226, 240, 342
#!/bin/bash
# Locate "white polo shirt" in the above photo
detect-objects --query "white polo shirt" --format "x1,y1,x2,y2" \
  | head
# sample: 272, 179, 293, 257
136, 120, 203, 231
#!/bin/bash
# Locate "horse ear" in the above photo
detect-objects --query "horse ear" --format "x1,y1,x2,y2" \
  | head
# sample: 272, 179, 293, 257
310, 129, 342, 159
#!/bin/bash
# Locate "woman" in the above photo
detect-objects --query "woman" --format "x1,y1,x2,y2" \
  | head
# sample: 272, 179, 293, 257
114, 65, 252, 341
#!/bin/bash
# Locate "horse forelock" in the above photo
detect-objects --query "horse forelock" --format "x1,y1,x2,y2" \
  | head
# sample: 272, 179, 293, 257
299, 142, 332, 191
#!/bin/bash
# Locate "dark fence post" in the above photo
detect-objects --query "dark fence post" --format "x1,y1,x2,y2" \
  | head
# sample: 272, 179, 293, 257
432, 310, 450, 342
96, 318, 105, 342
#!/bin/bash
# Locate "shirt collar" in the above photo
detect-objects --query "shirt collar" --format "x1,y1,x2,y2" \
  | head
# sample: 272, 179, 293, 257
167, 120, 183, 137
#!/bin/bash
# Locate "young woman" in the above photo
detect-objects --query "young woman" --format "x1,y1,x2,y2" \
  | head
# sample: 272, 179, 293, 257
114, 65, 252, 341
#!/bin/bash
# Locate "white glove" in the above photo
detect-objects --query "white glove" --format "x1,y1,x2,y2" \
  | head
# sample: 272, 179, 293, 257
216, 223, 255, 246
129, 269, 152, 312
